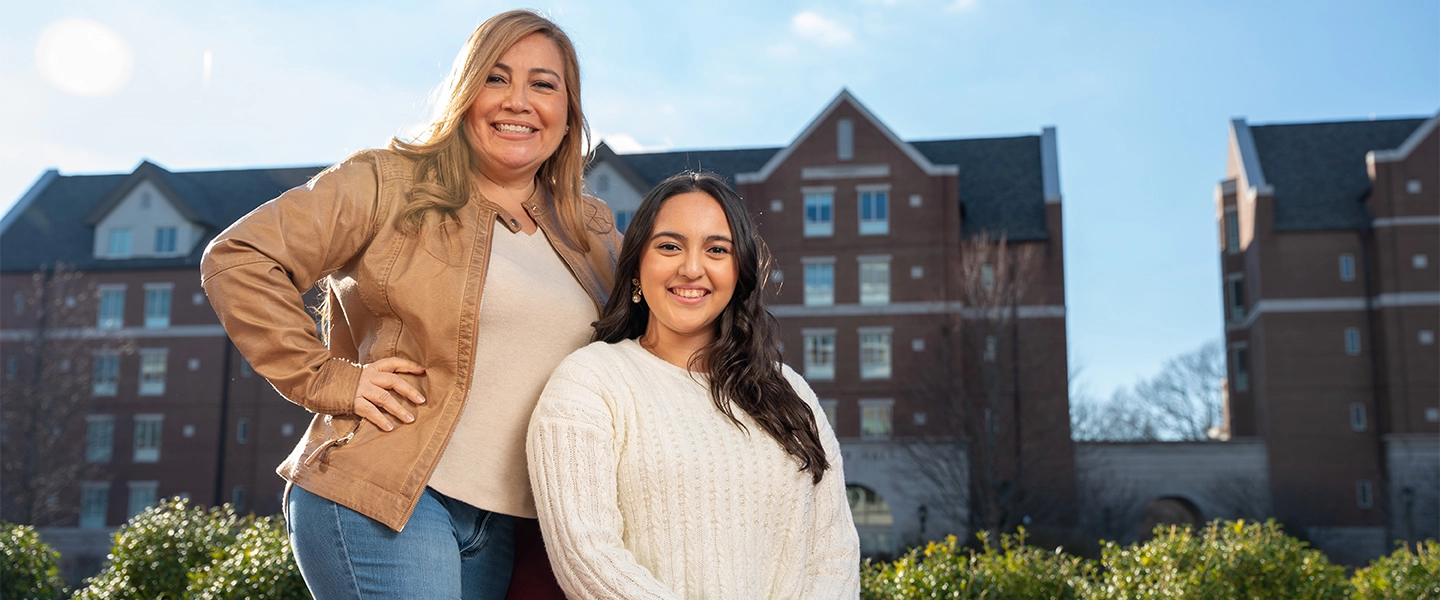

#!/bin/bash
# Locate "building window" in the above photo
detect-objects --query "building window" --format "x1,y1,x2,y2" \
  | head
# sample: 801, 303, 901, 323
858, 188, 889, 235
1227, 277, 1245, 322
12, 292, 22, 315
92, 351, 120, 396
614, 210, 633, 233
1339, 254, 1356, 282
1223, 209, 1239, 254
859, 328, 892, 380
803, 259, 835, 306
981, 264, 995, 291
86, 416, 115, 463
858, 256, 890, 305
106, 228, 133, 257
139, 349, 168, 396
984, 335, 998, 362
127, 481, 158, 519
133, 415, 163, 463
1231, 345, 1250, 392
97, 285, 125, 329
232, 486, 247, 512
803, 190, 834, 237
1350, 403, 1367, 432
80, 482, 109, 528
1344, 328, 1362, 356
859, 399, 893, 440
1356, 480, 1373, 509
5, 356, 17, 381
804, 330, 836, 380
236, 418, 249, 444
837, 118, 854, 161
154, 227, 178, 254
1414, 254, 1429, 269
819, 399, 838, 432
144, 284, 172, 328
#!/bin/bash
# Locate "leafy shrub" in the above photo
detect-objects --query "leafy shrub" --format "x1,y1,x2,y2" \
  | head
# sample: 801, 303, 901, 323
187, 515, 311, 600
862, 528, 1092, 599
0, 522, 68, 600
1351, 539, 1440, 600
73, 498, 241, 600
1085, 519, 1349, 600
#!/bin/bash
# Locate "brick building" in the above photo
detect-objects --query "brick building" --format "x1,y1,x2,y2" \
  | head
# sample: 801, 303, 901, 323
587, 90, 1074, 555
1217, 113, 1440, 562
0, 162, 322, 579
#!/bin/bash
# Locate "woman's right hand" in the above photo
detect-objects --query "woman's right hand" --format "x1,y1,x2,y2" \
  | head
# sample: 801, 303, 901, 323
353, 357, 427, 431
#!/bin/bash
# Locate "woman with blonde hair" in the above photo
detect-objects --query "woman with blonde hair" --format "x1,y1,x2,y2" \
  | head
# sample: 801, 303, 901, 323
201, 9, 618, 599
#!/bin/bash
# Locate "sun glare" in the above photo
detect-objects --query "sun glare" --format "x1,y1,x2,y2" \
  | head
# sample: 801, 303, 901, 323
36, 19, 134, 97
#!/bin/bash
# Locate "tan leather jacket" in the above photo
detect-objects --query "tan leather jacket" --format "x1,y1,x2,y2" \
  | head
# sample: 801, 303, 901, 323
200, 149, 620, 531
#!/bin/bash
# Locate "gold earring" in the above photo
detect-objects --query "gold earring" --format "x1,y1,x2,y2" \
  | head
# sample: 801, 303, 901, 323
631, 278, 643, 304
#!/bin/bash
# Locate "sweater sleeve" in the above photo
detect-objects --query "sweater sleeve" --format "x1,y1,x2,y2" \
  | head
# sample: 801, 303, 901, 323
198, 153, 381, 415
527, 354, 683, 600
786, 367, 863, 597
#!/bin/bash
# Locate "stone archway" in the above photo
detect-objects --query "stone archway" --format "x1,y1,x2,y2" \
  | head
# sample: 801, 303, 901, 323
1137, 495, 1203, 540
846, 484, 896, 559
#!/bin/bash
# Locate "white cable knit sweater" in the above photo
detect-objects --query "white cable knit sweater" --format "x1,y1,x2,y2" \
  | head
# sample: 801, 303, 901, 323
527, 339, 861, 599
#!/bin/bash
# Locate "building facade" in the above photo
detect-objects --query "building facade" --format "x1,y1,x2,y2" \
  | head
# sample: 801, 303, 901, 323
1217, 114, 1440, 563
588, 90, 1075, 555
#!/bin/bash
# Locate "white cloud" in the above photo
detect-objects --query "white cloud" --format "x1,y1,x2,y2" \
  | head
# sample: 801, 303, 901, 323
791, 11, 854, 47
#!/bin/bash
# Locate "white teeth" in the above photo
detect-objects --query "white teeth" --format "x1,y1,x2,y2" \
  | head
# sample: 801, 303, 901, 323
496, 123, 536, 133
672, 288, 707, 299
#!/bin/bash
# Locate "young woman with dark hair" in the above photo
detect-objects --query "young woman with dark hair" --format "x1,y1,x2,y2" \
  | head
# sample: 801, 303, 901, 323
527, 172, 860, 598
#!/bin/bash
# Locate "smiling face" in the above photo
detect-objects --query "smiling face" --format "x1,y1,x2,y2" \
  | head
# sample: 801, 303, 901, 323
638, 191, 739, 355
463, 32, 570, 184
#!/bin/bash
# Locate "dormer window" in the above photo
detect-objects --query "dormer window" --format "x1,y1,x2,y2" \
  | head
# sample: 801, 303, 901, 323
155, 227, 177, 254
837, 119, 854, 161
107, 229, 133, 257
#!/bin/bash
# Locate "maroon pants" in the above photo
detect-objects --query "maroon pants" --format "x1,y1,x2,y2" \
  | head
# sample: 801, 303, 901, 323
504, 518, 566, 599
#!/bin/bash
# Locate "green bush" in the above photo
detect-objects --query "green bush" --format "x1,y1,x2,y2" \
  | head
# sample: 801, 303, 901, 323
73, 498, 241, 600
1085, 519, 1349, 600
0, 522, 69, 600
862, 528, 1092, 599
1352, 539, 1440, 600
186, 515, 311, 600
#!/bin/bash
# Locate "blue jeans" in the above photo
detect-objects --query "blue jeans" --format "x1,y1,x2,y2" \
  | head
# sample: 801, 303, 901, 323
287, 485, 515, 600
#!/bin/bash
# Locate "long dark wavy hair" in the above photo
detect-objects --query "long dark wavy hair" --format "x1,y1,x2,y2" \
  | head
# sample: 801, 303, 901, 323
592, 172, 831, 484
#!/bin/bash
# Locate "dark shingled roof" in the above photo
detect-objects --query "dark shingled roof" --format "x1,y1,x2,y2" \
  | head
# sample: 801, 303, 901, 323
602, 135, 1049, 241
1250, 118, 1426, 231
1, 165, 322, 273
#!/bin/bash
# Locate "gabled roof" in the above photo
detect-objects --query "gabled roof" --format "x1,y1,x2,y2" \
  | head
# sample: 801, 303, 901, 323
83, 161, 205, 226
1246, 117, 1427, 231
601, 146, 779, 188
1, 163, 322, 272
735, 89, 957, 184
586, 143, 653, 194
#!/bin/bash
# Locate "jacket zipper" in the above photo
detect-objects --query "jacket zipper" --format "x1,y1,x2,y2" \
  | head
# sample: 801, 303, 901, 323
302, 420, 362, 466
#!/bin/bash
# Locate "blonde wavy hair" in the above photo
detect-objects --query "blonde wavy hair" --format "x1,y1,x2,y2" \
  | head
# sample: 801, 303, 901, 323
390, 9, 592, 251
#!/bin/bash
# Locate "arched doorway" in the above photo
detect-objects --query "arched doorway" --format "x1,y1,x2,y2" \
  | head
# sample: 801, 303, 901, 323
1138, 496, 1203, 540
847, 484, 895, 559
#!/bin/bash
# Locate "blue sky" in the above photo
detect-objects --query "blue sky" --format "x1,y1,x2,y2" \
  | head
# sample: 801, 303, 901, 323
1, 0, 1436, 400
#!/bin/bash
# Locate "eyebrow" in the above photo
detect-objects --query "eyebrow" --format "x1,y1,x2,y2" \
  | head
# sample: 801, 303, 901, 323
493, 62, 562, 80
651, 231, 734, 245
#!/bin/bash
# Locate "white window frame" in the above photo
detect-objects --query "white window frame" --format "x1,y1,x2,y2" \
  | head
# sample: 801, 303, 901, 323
837, 118, 854, 161
803, 329, 837, 381
1350, 403, 1367, 432
80, 482, 109, 528
143, 283, 173, 328
106, 228, 133, 258
1339, 253, 1356, 282
1223, 209, 1239, 254
127, 481, 158, 519
1226, 274, 1245, 322
819, 399, 838, 433
154, 226, 178, 255
97, 284, 125, 329
92, 350, 120, 397
859, 327, 893, 380
138, 349, 168, 396
858, 255, 891, 305
859, 398, 894, 440
1344, 327, 1362, 356
133, 414, 163, 463
1230, 343, 1250, 392
86, 415, 115, 463
802, 258, 835, 307
803, 187, 835, 237
857, 184, 890, 236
